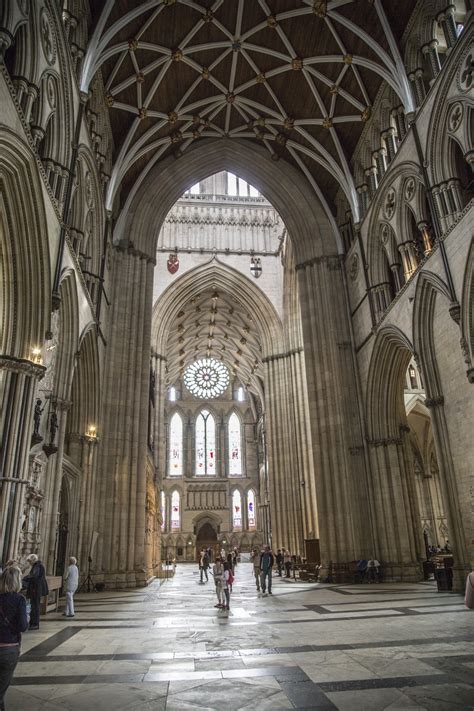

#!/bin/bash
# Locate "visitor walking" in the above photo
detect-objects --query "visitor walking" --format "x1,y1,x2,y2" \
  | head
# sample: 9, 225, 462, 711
22, 555, 48, 630
63, 557, 79, 617
260, 545, 274, 596
276, 549, 284, 577
284, 550, 292, 578
250, 548, 261, 591
212, 558, 226, 608
0, 565, 29, 711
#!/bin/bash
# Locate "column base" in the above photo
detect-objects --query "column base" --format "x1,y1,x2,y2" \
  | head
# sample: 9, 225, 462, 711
95, 568, 155, 589
380, 561, 423, 583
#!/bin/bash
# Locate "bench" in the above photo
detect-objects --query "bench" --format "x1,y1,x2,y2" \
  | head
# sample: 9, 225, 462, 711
40, 575, 62, 615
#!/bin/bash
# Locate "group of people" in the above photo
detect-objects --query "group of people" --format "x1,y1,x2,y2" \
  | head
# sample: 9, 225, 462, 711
0, 555, 79, 711
250, 545, 293, 595
198, 547, 238, 610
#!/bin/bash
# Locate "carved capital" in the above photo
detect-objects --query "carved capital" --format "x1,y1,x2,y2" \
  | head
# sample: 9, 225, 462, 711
0, 355, 46, 379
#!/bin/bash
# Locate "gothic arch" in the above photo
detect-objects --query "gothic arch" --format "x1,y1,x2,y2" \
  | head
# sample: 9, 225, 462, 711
460, 238, 474, 377
54, 269, 79, 403
366, 325, 414, 441
116, 139, 339, 260
66, 327, 100, 454
0, 129, 50, 358
152, 260, 283, 362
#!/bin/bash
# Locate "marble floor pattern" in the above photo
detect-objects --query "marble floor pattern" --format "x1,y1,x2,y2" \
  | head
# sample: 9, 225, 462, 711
5, 562, 474, 710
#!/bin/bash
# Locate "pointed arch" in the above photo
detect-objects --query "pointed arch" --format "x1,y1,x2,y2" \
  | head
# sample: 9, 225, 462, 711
0, 129, 51, 358
366, 325, 414, 440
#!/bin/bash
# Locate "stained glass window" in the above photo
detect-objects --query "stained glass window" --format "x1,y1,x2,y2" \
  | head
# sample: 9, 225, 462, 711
171, 490, 180, 530
228, 412, 242, 476
169, 412, 183, 476
161, 491, 165, 532
195, 409, 216, 476
232, 490, 242, 531
248, 489, 256, 530
184, 358, 229, 399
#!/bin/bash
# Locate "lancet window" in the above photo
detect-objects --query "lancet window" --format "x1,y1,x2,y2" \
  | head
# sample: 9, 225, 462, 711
171, 491, 180, 530
195, 409, 216, 476
168, 412, 183, 476
228, 412, 242, 476
247, 490, 256, 531
232, 490, 242, 531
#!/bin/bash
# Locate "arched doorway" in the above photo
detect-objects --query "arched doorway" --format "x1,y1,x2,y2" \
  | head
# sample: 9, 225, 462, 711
196, 521, 218, 559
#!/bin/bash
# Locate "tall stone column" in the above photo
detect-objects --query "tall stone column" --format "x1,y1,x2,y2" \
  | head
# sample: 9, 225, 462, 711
366, 431, 424, 580
296, 256, 372, 577
95, 246, 155, 587
0, 357, 45, 563
264, 354, 301, 555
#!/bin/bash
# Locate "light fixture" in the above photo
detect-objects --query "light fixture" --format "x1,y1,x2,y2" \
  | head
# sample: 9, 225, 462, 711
85, 424, 98, 442
30, 347, 42, 364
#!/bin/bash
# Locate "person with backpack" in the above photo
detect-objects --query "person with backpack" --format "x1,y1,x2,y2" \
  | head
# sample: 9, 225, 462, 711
260, 545, 274, 596
0, 565, 29, 711
22, 554, 48, 630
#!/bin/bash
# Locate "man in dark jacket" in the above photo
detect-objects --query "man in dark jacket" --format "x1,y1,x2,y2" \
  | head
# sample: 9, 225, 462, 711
276, 549, 284, 576
22, 554, 48, 630
260, 546, 274, 596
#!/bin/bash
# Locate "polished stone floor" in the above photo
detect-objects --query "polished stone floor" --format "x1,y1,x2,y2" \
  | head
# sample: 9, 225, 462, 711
5, 562, 474, 710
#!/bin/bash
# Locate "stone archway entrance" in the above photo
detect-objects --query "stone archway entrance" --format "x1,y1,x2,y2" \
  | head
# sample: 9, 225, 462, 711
196, 521, 218, 559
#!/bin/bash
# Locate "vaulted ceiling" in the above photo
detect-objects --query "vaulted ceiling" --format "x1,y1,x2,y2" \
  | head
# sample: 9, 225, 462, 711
163, 287, 263, 395
82, 0, 417, 229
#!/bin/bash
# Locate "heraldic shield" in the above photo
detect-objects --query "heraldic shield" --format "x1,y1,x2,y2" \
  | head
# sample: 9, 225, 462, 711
167, 253, 179, 274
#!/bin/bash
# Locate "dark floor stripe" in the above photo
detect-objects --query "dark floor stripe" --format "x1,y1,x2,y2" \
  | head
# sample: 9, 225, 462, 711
317, 673, 474, 692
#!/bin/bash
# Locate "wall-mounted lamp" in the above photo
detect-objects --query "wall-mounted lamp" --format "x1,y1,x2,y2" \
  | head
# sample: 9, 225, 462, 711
85, 424, 98, 442
30, 347, 43, 365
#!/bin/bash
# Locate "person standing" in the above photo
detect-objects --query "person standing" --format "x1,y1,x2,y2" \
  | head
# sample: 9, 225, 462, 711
200, 550, 210, 583
22, 555, 48, 630
250, 548, 261, 592
212, 558, 225, 608
63, 557, 79, 617
276, 549, 284, 577
260, 546, 274, 596
222, 561, 233, 611
0, 566, 29, 711
284, 550, 292, 578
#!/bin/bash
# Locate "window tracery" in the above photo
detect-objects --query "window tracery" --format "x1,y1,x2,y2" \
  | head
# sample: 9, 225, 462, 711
195, 409, 216, 476
184, 358, 229, 399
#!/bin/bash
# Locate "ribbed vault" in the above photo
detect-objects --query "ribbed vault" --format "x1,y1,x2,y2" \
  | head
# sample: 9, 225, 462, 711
152, 260, 283, 399
82, 0, 417, 233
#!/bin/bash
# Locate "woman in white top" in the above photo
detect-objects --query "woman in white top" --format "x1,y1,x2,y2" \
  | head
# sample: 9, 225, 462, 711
63, 557, 79, 617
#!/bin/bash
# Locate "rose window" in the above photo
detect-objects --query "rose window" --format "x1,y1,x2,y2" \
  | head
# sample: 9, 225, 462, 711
184, 358, 229, 399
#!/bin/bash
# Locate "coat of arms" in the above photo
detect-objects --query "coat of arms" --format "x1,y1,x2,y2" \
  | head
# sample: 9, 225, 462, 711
250, 256, 262, 278
167, 253, 179, 274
